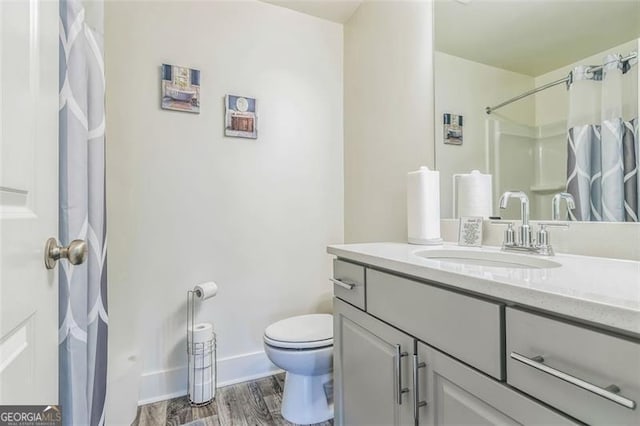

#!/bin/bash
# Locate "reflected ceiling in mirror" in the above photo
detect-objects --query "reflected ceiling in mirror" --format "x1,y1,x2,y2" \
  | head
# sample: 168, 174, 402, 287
435, 0, 640, 76
434, 0, 640, 223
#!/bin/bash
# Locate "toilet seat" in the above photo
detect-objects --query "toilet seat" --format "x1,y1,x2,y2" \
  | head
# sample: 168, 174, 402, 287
264, 314, 333, 350
264, 335, 333, 349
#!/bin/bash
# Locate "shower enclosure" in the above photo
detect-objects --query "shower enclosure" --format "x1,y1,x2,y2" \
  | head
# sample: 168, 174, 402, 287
488, 120, 567, 221
486, 50, 638, 222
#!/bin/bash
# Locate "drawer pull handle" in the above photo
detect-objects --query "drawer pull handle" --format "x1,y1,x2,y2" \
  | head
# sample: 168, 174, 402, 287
412, 354, 427, 422
395, 345, 409, 405
510, 352, 636, 410
330, 278, 356, 290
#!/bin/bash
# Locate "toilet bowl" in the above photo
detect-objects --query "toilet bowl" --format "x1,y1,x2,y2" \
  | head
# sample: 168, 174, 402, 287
263, 314, 333, 424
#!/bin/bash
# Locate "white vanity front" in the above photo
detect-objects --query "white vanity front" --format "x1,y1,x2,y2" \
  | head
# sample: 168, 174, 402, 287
329, 242, 640, 425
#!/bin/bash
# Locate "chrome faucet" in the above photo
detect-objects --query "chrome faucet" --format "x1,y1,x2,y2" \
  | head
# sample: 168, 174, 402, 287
499, 191, 532, 248
552, 192, 575, 221
494, 190, 570, 256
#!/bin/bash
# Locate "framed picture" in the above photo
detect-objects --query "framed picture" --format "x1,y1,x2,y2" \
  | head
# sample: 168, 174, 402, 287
458, 216, 483, 247
225, 95, 257, 139
444, 113, 463, 145
161, 64, 200, 113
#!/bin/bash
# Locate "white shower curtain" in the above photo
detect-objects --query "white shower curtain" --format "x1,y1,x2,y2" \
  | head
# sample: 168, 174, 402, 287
566, 53, 639, 221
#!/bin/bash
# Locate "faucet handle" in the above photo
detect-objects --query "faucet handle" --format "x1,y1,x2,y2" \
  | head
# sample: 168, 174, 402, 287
537, 222, 570, 229
490, 220, 514, 225
491, 220, 516, 246
536, 222, 569, 255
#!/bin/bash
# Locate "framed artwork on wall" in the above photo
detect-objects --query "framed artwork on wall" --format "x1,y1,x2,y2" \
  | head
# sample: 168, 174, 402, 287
444, 113, 463, 145
225, 94, 257, 139
161, 64, 200, 113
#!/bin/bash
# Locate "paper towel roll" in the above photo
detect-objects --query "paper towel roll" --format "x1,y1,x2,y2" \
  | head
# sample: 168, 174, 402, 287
189, 322, 214, 344
194, 281, 218, 300
407, 166, 442, 245
453, 170, 493, 218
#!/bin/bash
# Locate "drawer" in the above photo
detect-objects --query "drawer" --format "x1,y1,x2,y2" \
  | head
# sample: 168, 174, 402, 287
332, 259, 366, 310
367, 269, 504, 380
507, 307, 640, 425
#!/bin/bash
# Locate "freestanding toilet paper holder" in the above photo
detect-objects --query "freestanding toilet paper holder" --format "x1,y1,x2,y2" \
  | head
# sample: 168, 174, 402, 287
187, 289, 217, 406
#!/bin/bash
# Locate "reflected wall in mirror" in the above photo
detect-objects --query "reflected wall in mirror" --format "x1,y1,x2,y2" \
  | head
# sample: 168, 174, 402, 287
434, 0, 640, 221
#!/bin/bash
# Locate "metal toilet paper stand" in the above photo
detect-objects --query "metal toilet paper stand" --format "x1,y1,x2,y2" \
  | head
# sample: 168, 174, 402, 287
187, 289, 217, 406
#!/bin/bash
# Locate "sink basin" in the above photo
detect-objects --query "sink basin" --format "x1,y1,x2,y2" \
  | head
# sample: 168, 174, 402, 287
414, 249, 562, 269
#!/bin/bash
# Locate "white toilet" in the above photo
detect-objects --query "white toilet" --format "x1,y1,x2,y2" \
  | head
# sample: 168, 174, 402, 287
263, 313, 333, 424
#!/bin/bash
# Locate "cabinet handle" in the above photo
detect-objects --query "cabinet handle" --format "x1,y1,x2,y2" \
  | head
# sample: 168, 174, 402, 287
395, 345, 409, 405
330, 278, 356, 290
510, 352, 636, 410
412, 354, 427, 422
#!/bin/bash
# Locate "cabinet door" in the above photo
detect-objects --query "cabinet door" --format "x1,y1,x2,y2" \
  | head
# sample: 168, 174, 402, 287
334, 298, 414, 426
415, 343, 578, 426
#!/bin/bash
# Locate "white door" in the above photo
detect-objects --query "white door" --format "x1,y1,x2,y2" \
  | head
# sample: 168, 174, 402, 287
0, 0, 60, 404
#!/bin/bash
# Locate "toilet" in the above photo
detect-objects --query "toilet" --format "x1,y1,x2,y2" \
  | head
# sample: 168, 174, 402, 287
263, 313, 333, 424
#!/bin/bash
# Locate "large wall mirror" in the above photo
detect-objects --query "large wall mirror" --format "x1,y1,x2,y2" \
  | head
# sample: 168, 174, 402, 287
434, 0, 640, 222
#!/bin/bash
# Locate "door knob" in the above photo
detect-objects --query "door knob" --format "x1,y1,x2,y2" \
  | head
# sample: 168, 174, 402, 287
44, 238, 88, 269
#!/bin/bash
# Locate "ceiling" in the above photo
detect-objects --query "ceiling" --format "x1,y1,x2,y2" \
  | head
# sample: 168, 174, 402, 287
263, 0, 640, 76
263, 0, 363, 23
435, 0, 640, 76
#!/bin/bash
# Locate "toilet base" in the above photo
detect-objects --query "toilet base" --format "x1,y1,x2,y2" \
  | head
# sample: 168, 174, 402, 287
281, 371, 333, 425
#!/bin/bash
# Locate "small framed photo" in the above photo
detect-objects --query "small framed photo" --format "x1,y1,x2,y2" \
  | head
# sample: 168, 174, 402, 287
444, 113, 463, 145
225, 94, 257, 139
458, 216, 483, 247
161, 64, 200, 113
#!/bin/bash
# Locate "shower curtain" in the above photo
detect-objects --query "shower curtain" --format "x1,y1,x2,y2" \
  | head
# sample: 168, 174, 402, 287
566, 53, 639, 221
59, 0, 108, 425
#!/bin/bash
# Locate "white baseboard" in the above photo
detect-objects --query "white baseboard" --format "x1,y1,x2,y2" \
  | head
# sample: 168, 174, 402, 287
138, 350, 282, 405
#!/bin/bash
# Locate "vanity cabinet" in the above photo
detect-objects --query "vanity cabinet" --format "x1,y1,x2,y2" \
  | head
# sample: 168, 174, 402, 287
334, 296, 577, 426
332, 260, 587, 425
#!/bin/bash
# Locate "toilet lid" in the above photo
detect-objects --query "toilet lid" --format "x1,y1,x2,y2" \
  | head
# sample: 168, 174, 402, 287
264, 314, 333, 348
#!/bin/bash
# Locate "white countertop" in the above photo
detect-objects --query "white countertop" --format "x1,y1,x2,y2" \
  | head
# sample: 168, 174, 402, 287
327, 242, 640, 337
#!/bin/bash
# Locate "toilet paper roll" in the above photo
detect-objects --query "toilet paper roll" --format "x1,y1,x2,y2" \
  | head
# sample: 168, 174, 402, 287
194, 281, 218, 300
453, 170, 493, 218
189, 351, 213, 369
189, 379, 215, 404
189, 365, 214, 386
189, 322, 214, 344
407, 166, 442, 245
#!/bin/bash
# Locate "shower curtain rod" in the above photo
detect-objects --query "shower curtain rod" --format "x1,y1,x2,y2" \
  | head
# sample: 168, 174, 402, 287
485, 51, 638, 115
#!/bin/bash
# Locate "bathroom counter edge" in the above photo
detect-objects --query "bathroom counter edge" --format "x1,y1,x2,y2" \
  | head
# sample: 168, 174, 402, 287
327, 242, 640, 338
